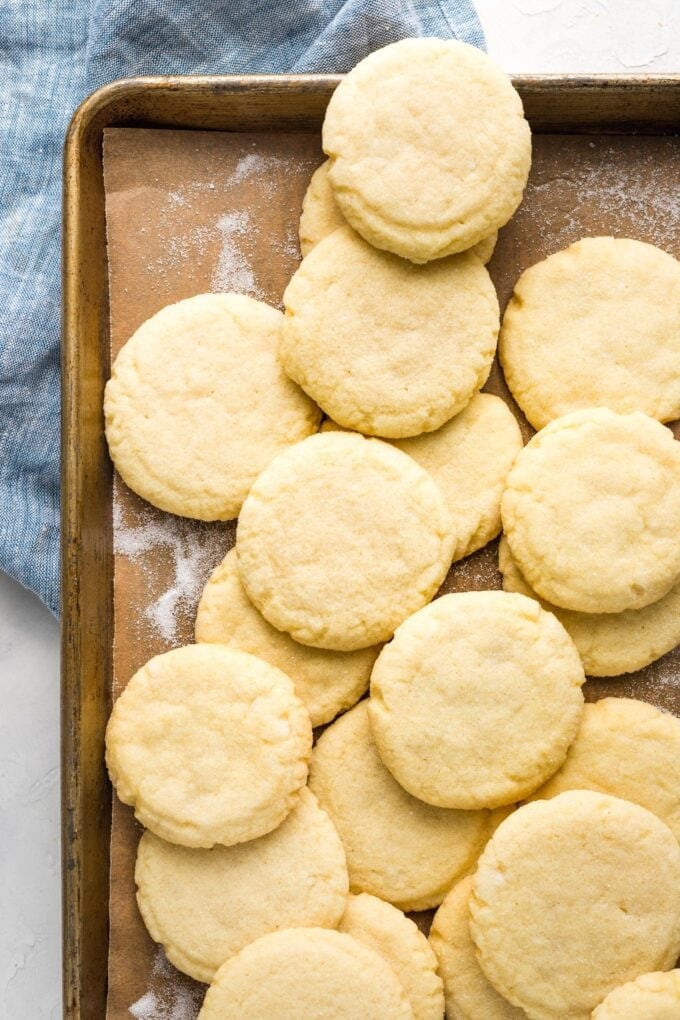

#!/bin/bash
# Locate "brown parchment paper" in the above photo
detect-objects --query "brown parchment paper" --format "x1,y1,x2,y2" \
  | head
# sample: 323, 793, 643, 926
103, 127, 680, 1018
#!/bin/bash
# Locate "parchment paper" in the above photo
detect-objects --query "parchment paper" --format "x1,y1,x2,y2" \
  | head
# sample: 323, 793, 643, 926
103, 126, 680, 1018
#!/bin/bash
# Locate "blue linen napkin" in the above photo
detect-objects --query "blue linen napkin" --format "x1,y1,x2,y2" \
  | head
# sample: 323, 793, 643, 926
0, 0, 484, 616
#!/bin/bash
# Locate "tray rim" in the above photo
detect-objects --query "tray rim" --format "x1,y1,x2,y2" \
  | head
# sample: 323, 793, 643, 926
61, 71, 680, 1019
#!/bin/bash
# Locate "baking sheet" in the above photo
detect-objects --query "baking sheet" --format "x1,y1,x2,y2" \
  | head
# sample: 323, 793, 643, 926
103, 126, 680, 1017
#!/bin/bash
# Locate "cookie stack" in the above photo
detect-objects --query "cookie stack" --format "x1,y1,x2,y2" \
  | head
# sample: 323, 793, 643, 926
103, 37, 680, 1020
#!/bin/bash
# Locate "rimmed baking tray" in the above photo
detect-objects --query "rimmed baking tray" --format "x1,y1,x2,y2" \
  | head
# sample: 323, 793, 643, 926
62, 73, 680, 1018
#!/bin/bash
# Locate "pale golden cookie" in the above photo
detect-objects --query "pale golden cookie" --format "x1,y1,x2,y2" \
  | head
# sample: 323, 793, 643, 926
592, 970, 680, 1020
499, 536, 680, 676
339, 894, 444, 1020
369, 591, 585, 809
105, 644, 311, 848
528, 698, 680, 840
322, 38, 531, 262
470, 791, 680, 1020
499, 238, 680, 428
430, 877, 526, 1020
471, 232, 499, 266
308, 702, 489, 911
135, 788, 348, 984
322, 394, 522, 559
104, 293, 319, 520
195, 549, 379, 727
282, 226, 499, 438
198, 928, 413, 1019
299, 160, 498, 264
501, 409, 680, 614
298, 161, 346, 257
236, 432, 455, 651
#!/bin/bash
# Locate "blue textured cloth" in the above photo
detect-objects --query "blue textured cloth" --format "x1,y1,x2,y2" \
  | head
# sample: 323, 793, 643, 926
0, 1, 484, 615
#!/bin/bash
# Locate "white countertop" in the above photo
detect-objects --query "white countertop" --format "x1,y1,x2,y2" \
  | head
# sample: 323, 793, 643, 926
2, 2, 677, 1016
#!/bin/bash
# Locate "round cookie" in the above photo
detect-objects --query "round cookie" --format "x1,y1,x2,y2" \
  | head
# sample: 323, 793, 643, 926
281, 226, 499, 438
321, 393, 522, 560
470, 791, 680, 1020
298, 161, 346, 257
527, 698, 680, 840
499, 237, 680, 428
105, 644, 312, 848
592, 970, 680, 1020
471, 231, 499, 266
322, 38, 531, 262
369, 591, 585, 809
308, 701, 489, 911
236, 432, 456, 651
499, 536, 680, 676
339, 894, 444, 1020
198, 928, 413, 1019
299, 160, 498, 264
195, 548, 379, 727
429, 877, 526, 1020
501, 408, 680, 614
104, 293, 319, 520
135, 788, 348, 984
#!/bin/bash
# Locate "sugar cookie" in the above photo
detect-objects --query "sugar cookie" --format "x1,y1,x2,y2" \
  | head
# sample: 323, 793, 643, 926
135, 788, 348, 984
430, 877, 526, 1020
499, 536, 680, 676
236, 432, 455, 651
369, 591, 584, 809
321, 393, 522, 559
470, 791, 680, 1020
527, 698, 680, 840
322, 38, 531, 262
339, 894, 444, 1020
105, 644, 311, 848
471, 231, 499, 266
298, 161, 346, 258
104, 293, 319, 520
198, 928, 413, 1019
308, 702, 489, 911
592, 970, 680, 1020
499, 237, 680, 428
195, 549, 379, 726
281, 226, 499, 438
299, 160, 498, 264
501, 408, 680, 614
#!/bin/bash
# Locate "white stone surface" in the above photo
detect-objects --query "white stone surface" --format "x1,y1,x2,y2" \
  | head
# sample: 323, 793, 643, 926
0, 571, 60, 1019
476, 0, 680, 73
2, 3, 678, 1016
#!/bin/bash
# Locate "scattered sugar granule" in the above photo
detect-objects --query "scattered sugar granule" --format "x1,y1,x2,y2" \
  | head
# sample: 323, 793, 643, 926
113, 496, 232, 644
211, 210, 262, 296
128, 948, 203, 1019
167, 191, 188, 209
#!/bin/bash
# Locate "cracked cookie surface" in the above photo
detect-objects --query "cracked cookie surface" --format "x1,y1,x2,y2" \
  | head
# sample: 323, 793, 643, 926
104, 292, 320, 520
499, 535, 680, 676
105, 643, 312, 847
198, 927, 413, 1019
195, 548, 379, 726
281, 226, 499, 438
309, 701, 489, 911
299, 159, 498, 264
501, 408, 680, 614
135, 789, 348, 984
369, 590, 585, 809
339, 893, 444, 1020
322, 38, 530, 262
500, 237, 680, 429
470, 791, 680, 1020
527, 698, 680, 841
236, 432, 455, 651
592, 969, 680, 1020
